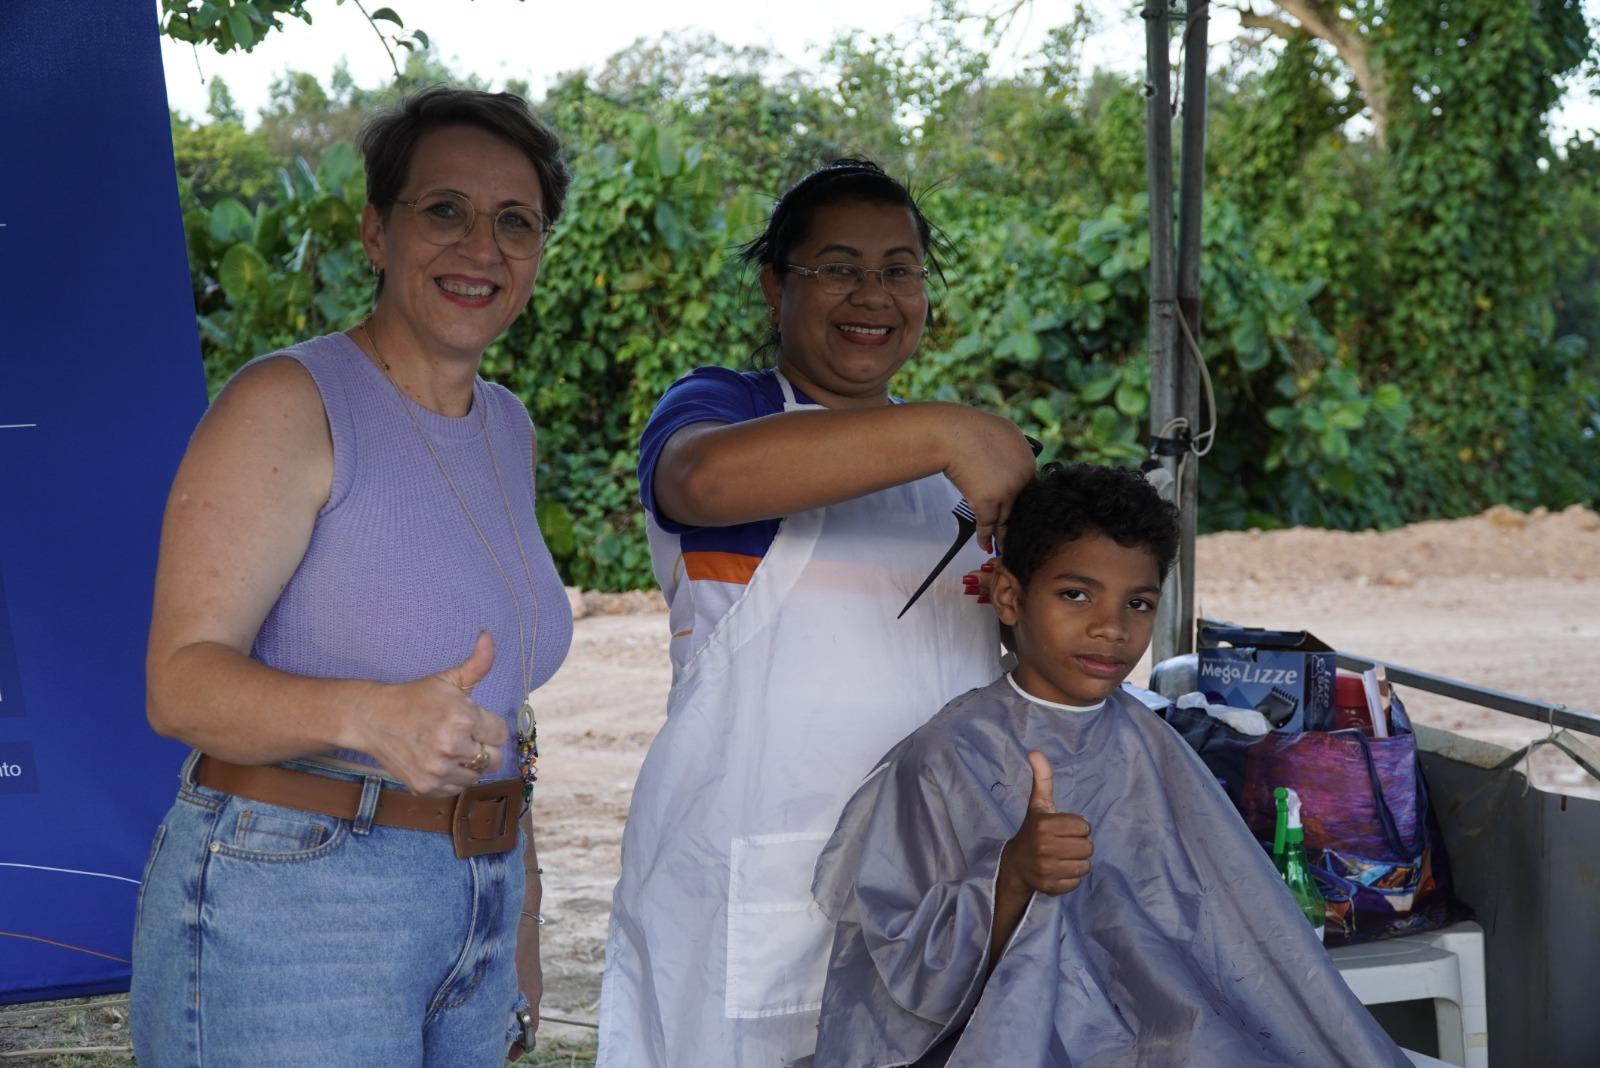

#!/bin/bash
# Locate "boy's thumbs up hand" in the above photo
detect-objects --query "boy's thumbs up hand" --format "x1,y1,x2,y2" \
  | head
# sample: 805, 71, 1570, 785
1002, 751, 1094, 897
1027, 750, 1056, 813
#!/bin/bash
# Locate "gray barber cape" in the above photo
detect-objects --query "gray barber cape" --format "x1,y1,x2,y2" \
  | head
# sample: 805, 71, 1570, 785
806, 676, 1410, 1068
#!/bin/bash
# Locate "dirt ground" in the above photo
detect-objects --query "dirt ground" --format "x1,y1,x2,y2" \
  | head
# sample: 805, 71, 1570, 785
532, 503, 1600, 1024
7, 505, 1596, 1063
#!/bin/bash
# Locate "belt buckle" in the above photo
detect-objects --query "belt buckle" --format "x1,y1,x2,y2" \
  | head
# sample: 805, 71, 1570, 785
450, 779, 521, 859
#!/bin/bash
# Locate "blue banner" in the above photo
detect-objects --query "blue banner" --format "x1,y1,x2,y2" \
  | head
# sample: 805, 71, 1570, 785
0, 0, 205, 1003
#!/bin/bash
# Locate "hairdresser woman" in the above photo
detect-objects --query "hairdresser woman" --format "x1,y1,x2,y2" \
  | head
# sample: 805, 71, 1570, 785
131, 88, 570, 1066
598, 160, 1037, 1067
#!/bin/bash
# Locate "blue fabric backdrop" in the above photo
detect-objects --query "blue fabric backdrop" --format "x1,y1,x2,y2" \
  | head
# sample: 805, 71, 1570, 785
0, 0, 205, 1004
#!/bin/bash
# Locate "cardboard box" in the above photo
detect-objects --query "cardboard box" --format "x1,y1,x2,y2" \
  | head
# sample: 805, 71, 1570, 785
1196, 621, 1337, 732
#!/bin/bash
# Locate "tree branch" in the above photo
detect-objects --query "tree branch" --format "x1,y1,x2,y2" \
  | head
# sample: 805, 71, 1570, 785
1237, 11, 1302, 43
348, 0, 402, 80
1230, 2, 1390, 148
1273, 0, 1350, 52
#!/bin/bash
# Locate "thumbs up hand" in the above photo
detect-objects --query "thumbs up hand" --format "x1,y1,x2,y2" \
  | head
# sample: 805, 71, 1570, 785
1000, 751, 1094, 897
1027, 750, 1057, 814
359, 631, 511, 797
442, 628, 498, 693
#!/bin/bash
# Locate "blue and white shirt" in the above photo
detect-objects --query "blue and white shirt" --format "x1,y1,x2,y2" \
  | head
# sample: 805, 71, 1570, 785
638, 366, 813, 675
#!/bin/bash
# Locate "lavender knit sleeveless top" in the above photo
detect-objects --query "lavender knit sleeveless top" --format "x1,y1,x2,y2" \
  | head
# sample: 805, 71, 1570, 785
250, 332, 573, 772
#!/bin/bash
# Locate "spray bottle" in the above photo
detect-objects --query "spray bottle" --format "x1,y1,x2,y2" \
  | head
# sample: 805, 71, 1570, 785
1272, 786, 1327, 942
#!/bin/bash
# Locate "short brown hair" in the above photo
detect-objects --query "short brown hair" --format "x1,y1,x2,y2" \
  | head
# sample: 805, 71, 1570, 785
359, 86, 570, 222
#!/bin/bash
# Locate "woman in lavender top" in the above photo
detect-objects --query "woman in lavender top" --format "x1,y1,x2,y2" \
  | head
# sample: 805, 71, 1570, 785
131, 88, 571, 1066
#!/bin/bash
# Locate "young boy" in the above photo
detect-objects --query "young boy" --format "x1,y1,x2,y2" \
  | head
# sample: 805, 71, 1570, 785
806, 463, 1413, 1068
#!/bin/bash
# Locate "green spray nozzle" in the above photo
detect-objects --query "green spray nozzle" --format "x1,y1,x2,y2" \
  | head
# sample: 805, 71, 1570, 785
1273, 786, 1289, 854
1273, 786, 1305, 855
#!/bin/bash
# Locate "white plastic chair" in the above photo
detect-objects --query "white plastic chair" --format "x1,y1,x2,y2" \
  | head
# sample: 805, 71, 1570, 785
1329, 921, 1488, 1068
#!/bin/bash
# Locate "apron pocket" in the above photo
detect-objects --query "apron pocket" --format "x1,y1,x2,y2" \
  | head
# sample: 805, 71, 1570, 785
725, 831, 834, 1019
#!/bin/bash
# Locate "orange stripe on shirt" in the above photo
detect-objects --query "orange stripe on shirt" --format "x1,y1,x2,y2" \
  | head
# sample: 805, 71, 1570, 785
680, 550, 762, 585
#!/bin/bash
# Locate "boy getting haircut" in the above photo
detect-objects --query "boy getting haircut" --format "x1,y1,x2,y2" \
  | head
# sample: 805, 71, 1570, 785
804, 463, 1410, 1068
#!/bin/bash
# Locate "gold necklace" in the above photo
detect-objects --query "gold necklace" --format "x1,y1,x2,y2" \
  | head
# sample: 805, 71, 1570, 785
357, 320, 543, 800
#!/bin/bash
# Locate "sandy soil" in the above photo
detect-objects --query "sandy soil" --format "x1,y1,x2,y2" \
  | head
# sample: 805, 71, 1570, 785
531, 504, 1600, 1023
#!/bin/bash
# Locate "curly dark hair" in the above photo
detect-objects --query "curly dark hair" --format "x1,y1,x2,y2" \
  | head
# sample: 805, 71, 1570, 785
1001, 463, 1180, 587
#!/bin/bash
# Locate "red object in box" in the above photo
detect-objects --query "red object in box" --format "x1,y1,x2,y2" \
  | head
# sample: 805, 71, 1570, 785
1333, 671, 1377, 733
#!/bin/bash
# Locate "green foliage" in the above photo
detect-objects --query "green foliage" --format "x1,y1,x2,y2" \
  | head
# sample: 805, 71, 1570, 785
160, 0, 434, 58
1202, 1, 1599, 523
1367, 0, 1598, 515
183, 141, 369, 386
171, 109, 281, 203
515, 1034, 597, 1066
256, 54, 486, 161
163, 5, 1599, 590
207, 77, 245, 123
908, 190, 1397, 531
160, 0, 313, 53
1550, 137, 1600, 359
499, 120, 772, 589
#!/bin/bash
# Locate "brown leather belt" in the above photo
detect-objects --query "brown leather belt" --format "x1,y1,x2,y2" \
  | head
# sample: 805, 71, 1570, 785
194, 755, 521, 859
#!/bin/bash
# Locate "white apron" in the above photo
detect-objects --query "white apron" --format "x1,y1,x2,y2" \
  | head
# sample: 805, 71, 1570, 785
598, 376, 1000, 1067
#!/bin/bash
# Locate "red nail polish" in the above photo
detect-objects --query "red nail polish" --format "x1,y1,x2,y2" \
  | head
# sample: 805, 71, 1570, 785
980, 561, 995, 573
976, 595, 991, 604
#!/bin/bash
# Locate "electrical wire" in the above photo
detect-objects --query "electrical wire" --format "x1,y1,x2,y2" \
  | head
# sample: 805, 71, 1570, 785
1147, 303, 1218, 466
0, 929, 129, 964
1175, 307, 1218, 457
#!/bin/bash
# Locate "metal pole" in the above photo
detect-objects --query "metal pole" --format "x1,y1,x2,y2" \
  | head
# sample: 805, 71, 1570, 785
1336, 651, 1600, 740
1171, 1, 1209, 658
1144, 2, 1182, 663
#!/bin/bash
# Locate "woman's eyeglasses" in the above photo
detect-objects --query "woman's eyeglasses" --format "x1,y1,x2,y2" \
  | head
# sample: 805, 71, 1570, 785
784, 262, 930, 296
397, 190, 552, 260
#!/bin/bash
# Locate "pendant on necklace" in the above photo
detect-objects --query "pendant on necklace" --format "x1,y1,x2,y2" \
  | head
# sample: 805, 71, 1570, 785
516, 694, 539, 804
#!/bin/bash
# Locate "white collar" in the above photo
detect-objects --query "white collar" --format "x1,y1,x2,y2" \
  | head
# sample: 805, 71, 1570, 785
1007, 673, 1106, 714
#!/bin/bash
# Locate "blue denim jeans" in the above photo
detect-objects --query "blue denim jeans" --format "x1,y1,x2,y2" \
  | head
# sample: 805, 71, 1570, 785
130, 753, 526, 1067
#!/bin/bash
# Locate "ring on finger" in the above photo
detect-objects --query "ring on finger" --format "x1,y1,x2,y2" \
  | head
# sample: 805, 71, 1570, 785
461, 742, 492, 772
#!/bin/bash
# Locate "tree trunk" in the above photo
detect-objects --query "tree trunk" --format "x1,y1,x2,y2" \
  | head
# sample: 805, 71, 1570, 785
1236, 1, 1389, 148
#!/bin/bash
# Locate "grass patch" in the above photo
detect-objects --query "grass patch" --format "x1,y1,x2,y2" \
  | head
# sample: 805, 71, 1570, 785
1, 995, 598, 1066
515, 1034, 599, 1067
